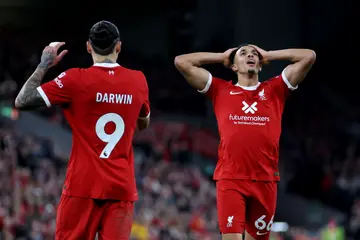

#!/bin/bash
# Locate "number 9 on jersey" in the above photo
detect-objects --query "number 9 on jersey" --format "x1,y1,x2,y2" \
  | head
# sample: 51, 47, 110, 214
95, 113, 125, 159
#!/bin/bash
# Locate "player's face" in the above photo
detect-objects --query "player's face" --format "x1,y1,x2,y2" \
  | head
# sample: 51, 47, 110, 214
231, 46, 261, 75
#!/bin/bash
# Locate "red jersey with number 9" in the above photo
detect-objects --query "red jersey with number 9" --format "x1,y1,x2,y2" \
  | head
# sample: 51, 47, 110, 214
37, 63, 150, 201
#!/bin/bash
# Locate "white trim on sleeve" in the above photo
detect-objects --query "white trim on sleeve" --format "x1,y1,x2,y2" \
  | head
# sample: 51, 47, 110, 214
36, 86, 51, 107
281, 69, 298, 90
138, 112, 150, 120
197, 72, 212, 94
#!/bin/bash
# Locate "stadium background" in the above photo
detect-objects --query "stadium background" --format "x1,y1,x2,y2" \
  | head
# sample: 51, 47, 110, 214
0, 0, 359, 239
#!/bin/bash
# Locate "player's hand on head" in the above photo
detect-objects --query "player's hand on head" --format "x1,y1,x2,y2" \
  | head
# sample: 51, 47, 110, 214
249, 45, 270, 65
223, 47, 238, 68
39, 42, 68, 68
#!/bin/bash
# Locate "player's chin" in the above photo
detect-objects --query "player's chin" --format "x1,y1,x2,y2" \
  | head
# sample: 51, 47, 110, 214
247, 68, 257, 74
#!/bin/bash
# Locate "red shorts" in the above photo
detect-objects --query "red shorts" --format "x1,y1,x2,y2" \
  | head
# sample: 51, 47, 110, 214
56, 194, 134, 240
216, 179, 277, 240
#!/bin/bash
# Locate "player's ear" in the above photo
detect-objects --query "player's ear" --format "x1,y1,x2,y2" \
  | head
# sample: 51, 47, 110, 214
115, 41, 122, 54
86, 41, 92, 54
231, 64, 238, 72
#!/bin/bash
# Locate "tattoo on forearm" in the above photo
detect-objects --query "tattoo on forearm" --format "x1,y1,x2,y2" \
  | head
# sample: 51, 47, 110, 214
15, 48, 56, 109
38, 51, 56, 68
15, 67, 49, 109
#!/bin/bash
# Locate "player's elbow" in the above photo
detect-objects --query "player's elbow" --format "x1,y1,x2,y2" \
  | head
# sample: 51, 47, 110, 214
174, 56, 188, 71
14, 97, 24, 109
304, 49, 316, 65
137, 118, 150, 131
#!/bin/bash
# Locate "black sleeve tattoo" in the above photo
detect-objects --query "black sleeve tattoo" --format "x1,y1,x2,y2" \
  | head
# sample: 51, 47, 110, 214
15, 51, 55, 110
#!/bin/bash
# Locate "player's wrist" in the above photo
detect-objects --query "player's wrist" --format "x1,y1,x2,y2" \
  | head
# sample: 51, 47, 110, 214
35, 65, 50, 74
37, 62, 51, 70
262, 50, 275, 62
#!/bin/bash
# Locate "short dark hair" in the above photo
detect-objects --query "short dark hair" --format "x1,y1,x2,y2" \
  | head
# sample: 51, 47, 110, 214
229, 43, 263, 64
89, 20, 120, 56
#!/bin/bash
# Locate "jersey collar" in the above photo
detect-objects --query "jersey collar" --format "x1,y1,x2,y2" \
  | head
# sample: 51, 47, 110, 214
93, 63, 120, 68
235, 82, 261, 91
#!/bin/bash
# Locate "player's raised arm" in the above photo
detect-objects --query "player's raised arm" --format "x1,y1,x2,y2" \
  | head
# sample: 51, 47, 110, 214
174, 49, 236, 91
251, 45, 316, 87
15, 42, 68, 110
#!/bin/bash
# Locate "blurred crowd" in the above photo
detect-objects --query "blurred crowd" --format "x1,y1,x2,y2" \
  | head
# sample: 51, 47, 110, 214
0, 122, 344, 240
1, 24, 360, 240
0, 121, 219, 240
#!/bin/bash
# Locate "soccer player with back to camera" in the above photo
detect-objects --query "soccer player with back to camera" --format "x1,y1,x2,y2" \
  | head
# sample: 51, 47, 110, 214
174, 44, 315, 240
14, 21, 150, 239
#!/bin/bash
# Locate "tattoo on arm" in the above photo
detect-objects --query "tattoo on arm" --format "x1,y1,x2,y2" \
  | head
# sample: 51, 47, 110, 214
15, 51, 55, 110
15, 67, 49, 110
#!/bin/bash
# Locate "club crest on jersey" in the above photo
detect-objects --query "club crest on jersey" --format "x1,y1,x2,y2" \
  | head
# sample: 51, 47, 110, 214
258, 89, 266, 101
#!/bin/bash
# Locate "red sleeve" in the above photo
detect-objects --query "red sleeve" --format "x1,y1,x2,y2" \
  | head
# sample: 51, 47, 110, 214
37, 69, 79, 107
138, 72, 150, 119
270, 69, 298, 102
197, 72, 224, 101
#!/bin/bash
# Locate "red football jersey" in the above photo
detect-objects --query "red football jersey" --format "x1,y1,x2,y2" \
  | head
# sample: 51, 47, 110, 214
200, 70, 297, 181
37, 63, 150, 201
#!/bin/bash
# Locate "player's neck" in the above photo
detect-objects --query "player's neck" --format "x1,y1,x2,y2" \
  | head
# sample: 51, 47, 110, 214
236, 73, 259, 87
92, 54, 117, 64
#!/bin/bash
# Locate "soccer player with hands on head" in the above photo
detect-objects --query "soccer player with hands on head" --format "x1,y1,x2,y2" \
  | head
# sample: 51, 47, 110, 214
175, 44, 315, 240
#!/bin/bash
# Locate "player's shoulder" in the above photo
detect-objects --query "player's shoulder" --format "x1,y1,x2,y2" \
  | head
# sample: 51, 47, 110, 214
54, 68, 82, 84
120, 67, 148, 89
212, 75, 233, 88
121, 66, 146, 79
58, 68, 82, 77
265, 74, 282, 82
261, 74, 283, 87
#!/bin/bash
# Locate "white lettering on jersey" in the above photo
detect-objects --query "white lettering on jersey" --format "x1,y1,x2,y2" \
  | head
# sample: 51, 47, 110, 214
58, 72, 66, 78
229, 113, 270, 126
96, 93, 133, 104
54, 78, 63, 88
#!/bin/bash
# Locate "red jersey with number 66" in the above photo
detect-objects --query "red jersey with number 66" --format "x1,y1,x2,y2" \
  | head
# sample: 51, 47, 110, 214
37, 63, 150, 201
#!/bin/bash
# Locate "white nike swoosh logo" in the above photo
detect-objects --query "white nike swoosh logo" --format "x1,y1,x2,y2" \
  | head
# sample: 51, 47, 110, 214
230, 91, 242, 95
256, 231, 268, 236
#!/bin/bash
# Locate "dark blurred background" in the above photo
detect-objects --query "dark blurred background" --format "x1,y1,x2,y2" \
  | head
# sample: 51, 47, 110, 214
0, 0, 359, 239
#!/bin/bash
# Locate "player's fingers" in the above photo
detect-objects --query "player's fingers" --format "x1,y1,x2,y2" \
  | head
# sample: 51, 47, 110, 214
43, 46, 53, 52
58, 50, 68, 60
54, 42, 66, 51
48, 42, 65, 51
249, 44, 260, 51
